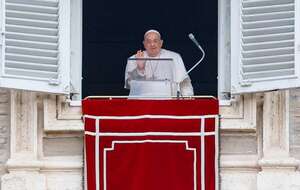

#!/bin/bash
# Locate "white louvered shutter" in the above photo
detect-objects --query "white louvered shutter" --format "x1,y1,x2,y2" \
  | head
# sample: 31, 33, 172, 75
231, 0, 300, 94
0, 0, 70, 94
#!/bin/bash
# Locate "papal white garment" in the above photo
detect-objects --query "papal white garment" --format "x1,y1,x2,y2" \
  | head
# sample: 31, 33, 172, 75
125, 49, 194, 96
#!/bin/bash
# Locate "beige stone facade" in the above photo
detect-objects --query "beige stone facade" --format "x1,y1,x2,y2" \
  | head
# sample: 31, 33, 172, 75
0, 90, 299, 189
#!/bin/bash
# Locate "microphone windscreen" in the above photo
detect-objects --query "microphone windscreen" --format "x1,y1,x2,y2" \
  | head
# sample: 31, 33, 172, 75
188, 33, 195, 39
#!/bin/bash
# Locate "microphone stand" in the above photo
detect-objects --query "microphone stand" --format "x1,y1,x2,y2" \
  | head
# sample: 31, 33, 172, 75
176, 34, 206, 98
176, 83, 181, 98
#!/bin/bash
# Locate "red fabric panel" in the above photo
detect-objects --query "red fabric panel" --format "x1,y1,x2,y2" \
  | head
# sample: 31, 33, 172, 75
100, 136, 201, 190
99, 119, 202, 133
83, 98, 218, 190
106, 142, 194, 190
205, 136, 216, 190
82, 98, 218, 116
85, 135, 96, 190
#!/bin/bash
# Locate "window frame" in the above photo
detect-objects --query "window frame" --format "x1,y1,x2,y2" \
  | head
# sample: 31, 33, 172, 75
218, 0, 232, 104
70, 0, 231, 106
74, 0, 300, 105
69, 0, 83, 101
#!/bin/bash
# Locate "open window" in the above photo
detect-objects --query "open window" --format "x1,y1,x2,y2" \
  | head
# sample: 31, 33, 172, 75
0, 0, 300, 101
81, 0, 219, 98
0, 0, 71, 94
231, 0, 300, 94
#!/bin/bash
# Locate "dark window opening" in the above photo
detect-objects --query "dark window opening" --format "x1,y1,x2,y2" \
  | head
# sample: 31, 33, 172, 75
82, 0, 218, 98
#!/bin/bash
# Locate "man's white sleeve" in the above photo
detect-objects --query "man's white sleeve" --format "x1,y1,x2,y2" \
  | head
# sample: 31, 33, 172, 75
174, 53, 194, 96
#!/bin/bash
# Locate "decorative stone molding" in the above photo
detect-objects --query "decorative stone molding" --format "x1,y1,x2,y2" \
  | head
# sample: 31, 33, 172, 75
1, 90, 46, 190
44, 95, 83, 132
41, 156, 82, 171
221, 172, 257, 190
2, 172, 46, 190
57, 96, 82, 120
257, 90, 300, 190
2, 155, 83, 190
10, 91, 37, 158
221, 155, 259, 171
44, 94, 257, 132
220, 94, 257, 131
40, 156, 82, 190
0, 89, 10, 177
44, 171, 82, 190
220, 155, 259, 190
257, 172, 300, 190
288, 89, 300, 160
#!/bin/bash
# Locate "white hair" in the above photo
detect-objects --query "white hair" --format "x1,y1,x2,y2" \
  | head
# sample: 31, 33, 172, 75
144, 29, 161, 39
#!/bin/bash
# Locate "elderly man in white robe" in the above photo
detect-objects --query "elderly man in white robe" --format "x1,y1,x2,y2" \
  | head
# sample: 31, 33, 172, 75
125, 30, 194, 96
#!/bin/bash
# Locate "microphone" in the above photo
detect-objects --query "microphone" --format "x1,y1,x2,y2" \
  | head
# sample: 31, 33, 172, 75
176, 33, 206, 98
186, 33, 205, 75
188, 33, 201, 48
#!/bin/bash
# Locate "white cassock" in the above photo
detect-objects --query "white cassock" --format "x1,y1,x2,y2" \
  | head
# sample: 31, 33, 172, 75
125, 49, 194, 96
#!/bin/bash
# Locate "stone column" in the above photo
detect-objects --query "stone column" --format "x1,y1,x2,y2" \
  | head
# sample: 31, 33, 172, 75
1, 90, 46, 190
257, 90, 300, 190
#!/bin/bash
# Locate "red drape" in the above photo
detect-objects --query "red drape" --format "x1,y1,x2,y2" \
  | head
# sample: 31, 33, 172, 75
83, 98, 219, 190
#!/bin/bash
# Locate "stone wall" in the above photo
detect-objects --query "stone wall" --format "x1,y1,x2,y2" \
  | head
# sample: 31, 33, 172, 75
289, 89, 300, 159
1, 91, 300, 190
0, 89, 10, 190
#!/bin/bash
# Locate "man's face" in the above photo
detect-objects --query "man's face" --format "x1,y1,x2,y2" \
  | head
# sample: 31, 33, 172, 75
143, 32, 163, 57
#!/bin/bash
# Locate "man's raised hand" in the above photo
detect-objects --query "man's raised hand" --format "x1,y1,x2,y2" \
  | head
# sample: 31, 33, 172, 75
135, 50, 145, 71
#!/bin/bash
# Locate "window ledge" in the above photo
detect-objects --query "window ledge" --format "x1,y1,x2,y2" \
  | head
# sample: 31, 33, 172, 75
66, 99, 82, 107
219, 99, 231, 106
44, 95, 257, 132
